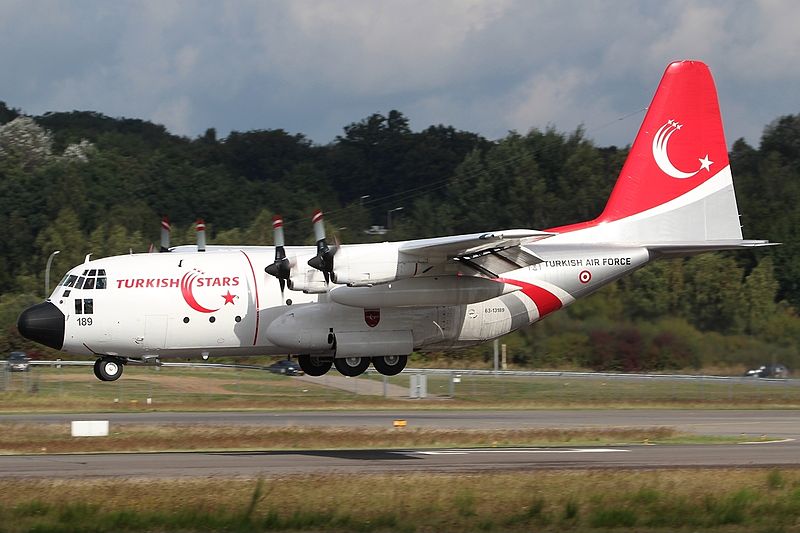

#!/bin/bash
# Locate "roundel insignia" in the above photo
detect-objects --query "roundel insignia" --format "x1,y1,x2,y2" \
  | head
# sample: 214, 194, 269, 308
364, 309, 380, 328
579, 270, 592, 284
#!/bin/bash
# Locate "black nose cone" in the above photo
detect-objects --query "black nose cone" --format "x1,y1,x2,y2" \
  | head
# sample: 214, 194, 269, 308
17, 302, 65, 350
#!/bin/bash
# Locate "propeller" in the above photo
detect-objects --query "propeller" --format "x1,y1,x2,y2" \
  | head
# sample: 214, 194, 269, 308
265, 215, 291, 298
307, 209, 337, 284
160, 216, 171, 252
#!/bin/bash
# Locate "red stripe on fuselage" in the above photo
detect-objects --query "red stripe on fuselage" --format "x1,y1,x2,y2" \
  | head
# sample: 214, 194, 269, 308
497, 278, 563, 318
241, 250, 260, 346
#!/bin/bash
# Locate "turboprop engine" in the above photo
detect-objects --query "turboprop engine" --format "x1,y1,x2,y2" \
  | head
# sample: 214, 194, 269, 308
266, 210, 424, 291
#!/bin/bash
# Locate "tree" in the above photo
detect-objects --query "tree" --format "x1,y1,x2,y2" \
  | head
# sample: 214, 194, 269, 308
742, 256, 779, 336
34, 208, 87, 284
684, 254, 746, 333
0, 117, 54, 171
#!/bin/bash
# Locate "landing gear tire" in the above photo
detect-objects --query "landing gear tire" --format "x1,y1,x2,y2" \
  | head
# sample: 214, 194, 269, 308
334, 356, 370, 377
372, 355, 408, 376
298, 355, 332, 377
94, 358, 124, 382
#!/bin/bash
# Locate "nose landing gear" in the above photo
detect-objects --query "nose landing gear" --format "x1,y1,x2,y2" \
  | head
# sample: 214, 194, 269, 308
93, 357, 124, 382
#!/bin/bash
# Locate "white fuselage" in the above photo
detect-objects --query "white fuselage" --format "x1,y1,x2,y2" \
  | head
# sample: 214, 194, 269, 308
50, 242, 649, 360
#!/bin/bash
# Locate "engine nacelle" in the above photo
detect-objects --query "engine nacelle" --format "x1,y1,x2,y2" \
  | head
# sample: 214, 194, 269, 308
331, 243, 418, 287
287, 271, 328, 294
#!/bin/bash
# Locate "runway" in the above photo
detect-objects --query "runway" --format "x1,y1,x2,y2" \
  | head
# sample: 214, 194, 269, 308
1, 410, 798, 478
0, 440, 797, 478
2, 409, 799, 437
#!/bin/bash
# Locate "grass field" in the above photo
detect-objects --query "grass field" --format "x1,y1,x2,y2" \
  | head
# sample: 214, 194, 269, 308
0, 423, 749, 454
1, 366, 799, 412
1, 468, 799, 532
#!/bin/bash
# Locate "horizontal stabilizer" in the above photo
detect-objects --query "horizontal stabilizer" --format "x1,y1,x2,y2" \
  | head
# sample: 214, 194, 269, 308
646, 239, 778, 257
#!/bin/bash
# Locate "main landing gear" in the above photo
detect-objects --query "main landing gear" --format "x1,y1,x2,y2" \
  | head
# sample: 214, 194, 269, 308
297, 354, 333, 377
93, 357, 124, 382
334, 356, 371, 377
298, 354, 408, 378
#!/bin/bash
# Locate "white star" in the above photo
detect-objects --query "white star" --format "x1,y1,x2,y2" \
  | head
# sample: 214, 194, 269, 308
667, 119, 675, 126
698, 154, 713, 172
675, 123, 683, 130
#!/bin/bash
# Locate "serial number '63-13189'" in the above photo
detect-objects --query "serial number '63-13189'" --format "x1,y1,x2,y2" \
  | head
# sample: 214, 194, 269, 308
77, 317, 93, 326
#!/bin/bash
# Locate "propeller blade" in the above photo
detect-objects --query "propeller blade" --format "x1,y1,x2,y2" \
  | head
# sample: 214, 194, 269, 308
273, 215, 285, 248
265, 215, 292, 299
196, 219, 206, 252
307, 209, 335, 284
312, 209, 325, 243
160, 216, 171, 252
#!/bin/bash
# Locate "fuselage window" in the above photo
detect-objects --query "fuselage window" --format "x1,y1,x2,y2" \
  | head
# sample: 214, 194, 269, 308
75, 299, 93, 314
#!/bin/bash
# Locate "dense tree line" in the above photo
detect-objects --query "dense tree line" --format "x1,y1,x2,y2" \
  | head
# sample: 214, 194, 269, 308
0, 100, 797, 372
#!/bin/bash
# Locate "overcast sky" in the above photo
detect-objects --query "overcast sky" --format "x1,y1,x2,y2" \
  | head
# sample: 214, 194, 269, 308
0, 0, 796, 148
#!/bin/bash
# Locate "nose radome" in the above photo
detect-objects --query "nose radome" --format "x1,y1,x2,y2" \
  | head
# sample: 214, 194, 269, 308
17, 302, 65, 350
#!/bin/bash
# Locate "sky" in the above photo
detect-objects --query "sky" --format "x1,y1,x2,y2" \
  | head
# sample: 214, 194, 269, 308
0, 0, 797, 148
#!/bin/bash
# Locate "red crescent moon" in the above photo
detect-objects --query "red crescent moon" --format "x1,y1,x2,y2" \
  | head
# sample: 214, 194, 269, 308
181, 273, 219, 313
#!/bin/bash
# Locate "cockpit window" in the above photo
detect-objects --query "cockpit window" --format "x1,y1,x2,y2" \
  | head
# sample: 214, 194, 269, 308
64, 270, 107, 290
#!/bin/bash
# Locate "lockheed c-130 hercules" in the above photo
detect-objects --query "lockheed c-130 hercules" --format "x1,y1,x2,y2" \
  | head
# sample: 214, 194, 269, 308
18, 60, 772, 381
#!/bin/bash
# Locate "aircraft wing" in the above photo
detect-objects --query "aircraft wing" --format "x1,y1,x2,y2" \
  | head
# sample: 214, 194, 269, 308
399, 229, 554, 277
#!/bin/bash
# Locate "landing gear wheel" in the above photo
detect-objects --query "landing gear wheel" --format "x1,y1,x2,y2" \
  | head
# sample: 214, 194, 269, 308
334, 356, 370, 377
372, 355, 408, 376
298, 355, 332, 377
94, 358, 124, 382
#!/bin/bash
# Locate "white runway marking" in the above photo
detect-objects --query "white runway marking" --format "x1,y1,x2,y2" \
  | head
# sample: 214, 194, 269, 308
738, 438, 796, 445
414, 448, 630, 456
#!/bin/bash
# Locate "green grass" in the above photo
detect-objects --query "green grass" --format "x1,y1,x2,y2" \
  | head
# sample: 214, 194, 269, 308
398, 372, 800, 406
1, 365, 798, 413
0, 423, 742, 454
4, 469, 800, 532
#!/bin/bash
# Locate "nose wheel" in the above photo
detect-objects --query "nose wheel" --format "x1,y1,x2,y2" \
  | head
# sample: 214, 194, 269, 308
93, 357, 124, 382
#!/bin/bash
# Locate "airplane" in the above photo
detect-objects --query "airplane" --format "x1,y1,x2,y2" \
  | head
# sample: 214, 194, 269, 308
17, 60, 772, 382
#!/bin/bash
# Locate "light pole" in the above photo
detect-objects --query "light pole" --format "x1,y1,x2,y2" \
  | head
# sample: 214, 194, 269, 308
45, 250, 60, 298
387, 207, 404, 230
359, 195, 370, 206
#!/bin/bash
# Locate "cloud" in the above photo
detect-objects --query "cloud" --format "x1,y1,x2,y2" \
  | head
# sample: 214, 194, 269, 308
0, 0, 796, 146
